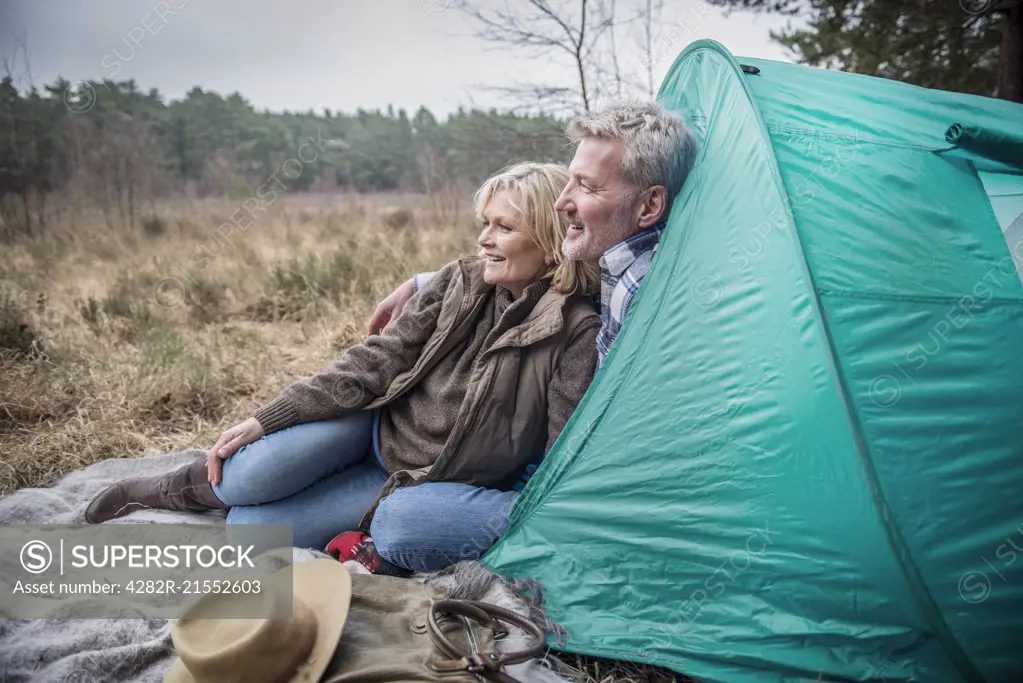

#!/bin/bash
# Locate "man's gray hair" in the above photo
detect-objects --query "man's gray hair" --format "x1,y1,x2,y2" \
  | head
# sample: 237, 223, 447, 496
566, 100, 698, 216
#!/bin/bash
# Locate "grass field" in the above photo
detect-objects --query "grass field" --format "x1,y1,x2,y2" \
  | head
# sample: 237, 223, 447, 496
0, 193, 476, 494
0, 192, 687, 682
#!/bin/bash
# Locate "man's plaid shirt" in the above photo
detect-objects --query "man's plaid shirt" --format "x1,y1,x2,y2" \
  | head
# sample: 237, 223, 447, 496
596, 223, 665, 367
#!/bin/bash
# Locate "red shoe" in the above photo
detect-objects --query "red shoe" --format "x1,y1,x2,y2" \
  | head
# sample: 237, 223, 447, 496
325, 531, 410, 577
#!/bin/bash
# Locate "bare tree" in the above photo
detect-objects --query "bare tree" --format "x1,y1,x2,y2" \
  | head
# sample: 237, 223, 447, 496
639, 0, 666, 98
455, 0, 673, 114
454, 0, 617, 113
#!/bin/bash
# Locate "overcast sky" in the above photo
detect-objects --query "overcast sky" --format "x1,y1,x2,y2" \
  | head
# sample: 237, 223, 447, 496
0, 0, 796, 116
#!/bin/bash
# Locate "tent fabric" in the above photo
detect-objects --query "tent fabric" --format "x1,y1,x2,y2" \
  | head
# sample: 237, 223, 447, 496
482, 40, 1023, 682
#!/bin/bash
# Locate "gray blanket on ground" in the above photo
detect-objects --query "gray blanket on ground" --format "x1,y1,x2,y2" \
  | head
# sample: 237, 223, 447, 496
0, 449, 576, 683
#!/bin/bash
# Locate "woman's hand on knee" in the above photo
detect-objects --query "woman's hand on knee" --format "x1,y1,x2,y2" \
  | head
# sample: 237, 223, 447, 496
206, 417, 265, 485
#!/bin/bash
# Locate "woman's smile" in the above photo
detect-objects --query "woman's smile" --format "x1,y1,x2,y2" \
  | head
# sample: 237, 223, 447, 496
476, 189, 548, 298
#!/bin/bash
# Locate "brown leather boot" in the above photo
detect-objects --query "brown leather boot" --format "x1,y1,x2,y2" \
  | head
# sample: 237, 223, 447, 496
85, 455, 228, 523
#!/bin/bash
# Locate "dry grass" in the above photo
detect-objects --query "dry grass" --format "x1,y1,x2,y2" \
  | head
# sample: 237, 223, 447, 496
0, 192, 687, 682
0, 193, 475, 494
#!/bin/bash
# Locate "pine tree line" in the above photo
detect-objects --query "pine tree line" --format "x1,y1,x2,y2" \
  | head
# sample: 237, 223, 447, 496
0, 77, 569, 239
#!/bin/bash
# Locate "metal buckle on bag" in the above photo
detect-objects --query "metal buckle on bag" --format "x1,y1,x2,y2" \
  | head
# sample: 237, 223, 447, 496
425, 599, 545, 683
412, 610, 457, 635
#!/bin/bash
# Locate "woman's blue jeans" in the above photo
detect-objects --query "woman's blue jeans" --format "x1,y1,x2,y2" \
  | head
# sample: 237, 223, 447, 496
371, 482, 518, 572
210, 411, 517, 571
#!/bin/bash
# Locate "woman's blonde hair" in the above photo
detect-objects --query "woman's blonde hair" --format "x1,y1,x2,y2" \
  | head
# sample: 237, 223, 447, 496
473, 162, 600, 296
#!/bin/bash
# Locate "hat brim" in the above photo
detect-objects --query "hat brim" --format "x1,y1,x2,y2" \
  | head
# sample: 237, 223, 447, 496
165, 559, 352, 683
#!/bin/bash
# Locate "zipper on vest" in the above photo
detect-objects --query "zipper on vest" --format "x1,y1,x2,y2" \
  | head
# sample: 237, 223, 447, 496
462, 365, 496, 444
454, 282, 539, 451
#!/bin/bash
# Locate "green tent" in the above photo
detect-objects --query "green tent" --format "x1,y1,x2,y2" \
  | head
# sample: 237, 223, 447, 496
483, 40, 1023, 682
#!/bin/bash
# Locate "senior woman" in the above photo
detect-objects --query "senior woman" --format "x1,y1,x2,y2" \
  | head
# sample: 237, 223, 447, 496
85, 162, 600, 572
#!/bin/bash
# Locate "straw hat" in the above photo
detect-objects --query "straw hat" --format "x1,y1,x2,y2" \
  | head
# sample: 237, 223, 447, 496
164, 559, 351, 683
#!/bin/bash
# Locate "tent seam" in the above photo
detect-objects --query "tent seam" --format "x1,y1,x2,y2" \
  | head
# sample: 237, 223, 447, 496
818, 289, 1023, 306
767, 125, 933, 151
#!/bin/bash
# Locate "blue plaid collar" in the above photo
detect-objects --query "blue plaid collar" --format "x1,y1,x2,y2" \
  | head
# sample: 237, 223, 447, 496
598, 223, 666, 277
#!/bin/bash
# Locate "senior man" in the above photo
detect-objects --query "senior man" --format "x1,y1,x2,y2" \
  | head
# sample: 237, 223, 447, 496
353, 100, 698, 573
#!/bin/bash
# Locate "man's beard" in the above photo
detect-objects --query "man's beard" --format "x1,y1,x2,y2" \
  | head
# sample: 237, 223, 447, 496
562, 194, 638, 261
603, 198, 638, 252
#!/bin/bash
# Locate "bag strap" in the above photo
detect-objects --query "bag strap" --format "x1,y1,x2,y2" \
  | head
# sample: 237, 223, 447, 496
425, 599, 546, 682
